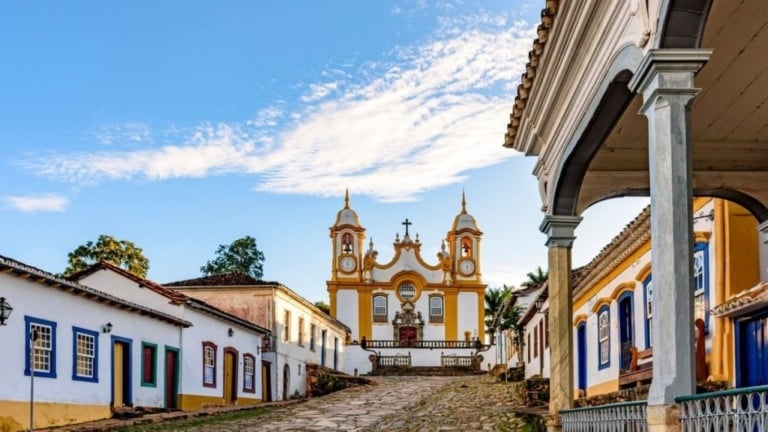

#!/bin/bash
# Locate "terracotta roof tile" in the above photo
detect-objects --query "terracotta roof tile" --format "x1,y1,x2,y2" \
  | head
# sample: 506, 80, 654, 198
712, 281, 768, 317
164, 273, 279, 287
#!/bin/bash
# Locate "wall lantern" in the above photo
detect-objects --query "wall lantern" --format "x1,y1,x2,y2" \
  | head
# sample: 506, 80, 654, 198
228, 328, 234, 337
0, 297, 12, 325
102, 322, 113, 334
534, 298, 545, 313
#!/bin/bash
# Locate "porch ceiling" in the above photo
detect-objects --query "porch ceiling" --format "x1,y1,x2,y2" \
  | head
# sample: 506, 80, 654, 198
576, 0, 768, 217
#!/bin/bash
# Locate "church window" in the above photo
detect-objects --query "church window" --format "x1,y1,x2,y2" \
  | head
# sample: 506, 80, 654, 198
73, 327, 98, 382
598, 306, 610, 369
310, 324, 317, 351
429, 296, 444, 323
693, 242, 709, 332
283, 310, 291, 341
202, 341, 217, 387
25, 316, 57, 378
373, 295, 388, 322
243, 354, 255, 393
140, 342, 157, 386
644, 275, 653, 349
397, 282, 416, 301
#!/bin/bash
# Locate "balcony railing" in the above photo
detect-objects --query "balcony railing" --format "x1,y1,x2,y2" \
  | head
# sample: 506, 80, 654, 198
440, 354, 474, 368
676, 385, 768, 432
376, 354, 411, 368
363, 339, 485, 349
561, 401, 647, 432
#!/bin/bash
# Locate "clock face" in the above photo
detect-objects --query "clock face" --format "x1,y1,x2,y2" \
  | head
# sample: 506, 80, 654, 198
340, 256, 356, 273
459, 259, 475, 275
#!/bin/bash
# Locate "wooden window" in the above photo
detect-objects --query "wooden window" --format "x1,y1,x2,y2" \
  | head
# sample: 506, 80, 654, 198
298, 317, 305, 346
283, 310, 291, 341
243, 354, 255, 393
310, 324, 317, 351
429, 296, 444, 323
25, 316, 57, 378
373, 295, 388, 322
141, 342, 157, 386
598, 307, 610, 369
202, 341, 217, 387
527, 332, 531, 362
73, 327, 98, 382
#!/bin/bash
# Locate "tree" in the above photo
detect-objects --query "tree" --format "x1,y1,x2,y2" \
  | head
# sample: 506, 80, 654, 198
314, 300, 331, 315
201, 236, 265, 279
522, 266, 548, 288
485, 285, 512, 334
63, 234, 150, 278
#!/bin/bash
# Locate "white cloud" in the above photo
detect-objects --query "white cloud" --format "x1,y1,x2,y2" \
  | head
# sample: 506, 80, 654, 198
21, 16, 535, 203
5, 194, 69, 213
92, 122, 152, 146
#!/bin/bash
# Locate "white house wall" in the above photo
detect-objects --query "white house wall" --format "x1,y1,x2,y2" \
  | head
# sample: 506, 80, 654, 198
77, 270, 179, 316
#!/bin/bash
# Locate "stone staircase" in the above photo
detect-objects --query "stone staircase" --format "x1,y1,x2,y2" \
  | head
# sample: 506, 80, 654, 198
368, 366, 486, 376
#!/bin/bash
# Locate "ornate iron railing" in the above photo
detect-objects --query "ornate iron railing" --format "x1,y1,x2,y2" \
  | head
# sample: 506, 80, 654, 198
440, 355, 474, 368
376, 354, 411, 368
676, 385, 768, 431
561, 401, 647, 432
363, 339, 485, 349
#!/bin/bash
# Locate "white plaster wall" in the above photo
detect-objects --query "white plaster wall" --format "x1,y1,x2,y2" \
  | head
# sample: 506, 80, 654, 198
77, 270, 179, 316
342, 345, 373, 375
423, 323, 445, 340
457, 292, 478, 337
370, 248, 443, 284
372, 324, 391, 340
336, 289, 358, 339
0, 272, 179, 409
178, 308, 263, 402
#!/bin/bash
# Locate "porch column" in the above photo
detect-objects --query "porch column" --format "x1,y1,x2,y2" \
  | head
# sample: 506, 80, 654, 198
629, 49, 711, 427
540, 214, 581, 432
758, 220, 768, 282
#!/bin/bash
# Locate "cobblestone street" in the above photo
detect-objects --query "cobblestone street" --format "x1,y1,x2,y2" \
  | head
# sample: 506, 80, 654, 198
133, 375, 527, 431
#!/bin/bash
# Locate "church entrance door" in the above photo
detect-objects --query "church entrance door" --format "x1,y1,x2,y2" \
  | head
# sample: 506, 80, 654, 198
399, 326, 417, 347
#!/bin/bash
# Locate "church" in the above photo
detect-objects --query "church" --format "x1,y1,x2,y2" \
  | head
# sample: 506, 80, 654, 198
327, 191, 493, 374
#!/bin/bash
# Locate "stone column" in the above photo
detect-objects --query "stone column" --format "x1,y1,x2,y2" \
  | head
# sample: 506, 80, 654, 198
540, 214, 581, 432
757, 220, 768, 282
629, 49, 711, 429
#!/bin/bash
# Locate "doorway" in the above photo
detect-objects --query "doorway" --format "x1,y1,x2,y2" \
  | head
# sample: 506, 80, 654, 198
618, 293, 634, 370
261, 361, 272, 402
577, 323, 587, 393
282, 364, 290, 400
320, 330, 327, 367
737, 313, 768, 387
399, 326, 417, 347
164, 347, 179, 409
111, 336, 132, 407
223, 348, 238, 404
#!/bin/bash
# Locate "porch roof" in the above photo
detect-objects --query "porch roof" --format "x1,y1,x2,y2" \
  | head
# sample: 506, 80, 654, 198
711, 281, 768, 318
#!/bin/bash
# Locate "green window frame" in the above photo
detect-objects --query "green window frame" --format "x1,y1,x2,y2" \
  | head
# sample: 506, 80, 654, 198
141, 342, 158, 387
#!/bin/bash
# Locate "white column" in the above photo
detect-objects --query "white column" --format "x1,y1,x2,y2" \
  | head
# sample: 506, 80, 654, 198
629, 49, 711, 409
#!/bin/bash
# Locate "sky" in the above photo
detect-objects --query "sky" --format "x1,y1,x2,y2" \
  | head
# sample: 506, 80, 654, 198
0, 1, 649, 304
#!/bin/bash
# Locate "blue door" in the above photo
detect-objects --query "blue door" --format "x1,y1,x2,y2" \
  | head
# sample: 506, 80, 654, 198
738, 314, 768, 387
618, 294, 634, 370
577, 323, 587, 392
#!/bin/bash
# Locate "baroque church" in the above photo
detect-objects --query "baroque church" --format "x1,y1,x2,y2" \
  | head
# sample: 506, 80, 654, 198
328, 191, 491, 373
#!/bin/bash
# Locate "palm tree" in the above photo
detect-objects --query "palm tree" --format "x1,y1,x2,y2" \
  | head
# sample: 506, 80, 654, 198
485, 285, 513, 335
522, 266, 548, 288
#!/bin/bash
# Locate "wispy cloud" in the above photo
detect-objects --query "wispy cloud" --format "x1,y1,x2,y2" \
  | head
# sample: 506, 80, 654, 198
92, 122, 152, 146
20, 15, 535, 202
5, 194, 69, 212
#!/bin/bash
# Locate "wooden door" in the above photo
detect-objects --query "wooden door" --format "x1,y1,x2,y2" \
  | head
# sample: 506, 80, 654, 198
618, 295, 634, 370
261, 361, 272, 402
577, 323, 587, 392
223, 350, 237, 404
399, 326, 417, 347
164, 349, 179, 409
113, 342, 124, 407
738, 314, 768, 387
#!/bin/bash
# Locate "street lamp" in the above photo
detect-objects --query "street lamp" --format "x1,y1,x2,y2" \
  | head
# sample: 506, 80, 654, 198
534, 297, 545, 313
0, 297, 13, 325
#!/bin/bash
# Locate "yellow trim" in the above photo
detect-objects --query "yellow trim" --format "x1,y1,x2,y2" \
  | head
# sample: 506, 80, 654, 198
591, 297, 612, 314
372, 244, 442, 271
237, 396, 263, 405
445, 289, 458, 339
694, 231, 711, 244
634, 261, 652, 284
586, 379, 619, 397
610, 281, 637, 301
391, 271, 427, 303
573, 314, 587, 327
0, 401, 110, 430
574, 242, 651, 310
179, 394, 224, 410
329, 287, 337, 318
477, 291, 485, 341
358, 290, 372, 340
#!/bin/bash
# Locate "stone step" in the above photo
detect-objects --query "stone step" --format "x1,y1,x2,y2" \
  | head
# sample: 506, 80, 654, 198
369, 366, 486, 376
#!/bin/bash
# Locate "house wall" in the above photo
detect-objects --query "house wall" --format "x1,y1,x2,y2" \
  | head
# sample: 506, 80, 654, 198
0, 272, 180, 430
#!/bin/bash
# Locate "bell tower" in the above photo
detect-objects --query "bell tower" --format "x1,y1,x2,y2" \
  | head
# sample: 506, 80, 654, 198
329, 189, 366, 283
447, 192, 483, 282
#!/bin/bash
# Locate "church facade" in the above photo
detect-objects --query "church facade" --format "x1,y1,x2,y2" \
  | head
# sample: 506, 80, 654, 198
327, 192, 490, 374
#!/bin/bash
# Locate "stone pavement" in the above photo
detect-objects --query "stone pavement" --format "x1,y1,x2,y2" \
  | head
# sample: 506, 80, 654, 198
131, 375, 527, 431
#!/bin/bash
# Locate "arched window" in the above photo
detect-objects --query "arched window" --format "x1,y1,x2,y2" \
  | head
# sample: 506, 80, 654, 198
372, 295, 388, 322
429, 296, 444, 323
597, 306, 610, 370
461, 238, 472, 257
397, 282, 416, 301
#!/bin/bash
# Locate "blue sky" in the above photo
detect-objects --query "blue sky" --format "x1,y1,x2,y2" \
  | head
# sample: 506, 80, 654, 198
0, 1, 648, 303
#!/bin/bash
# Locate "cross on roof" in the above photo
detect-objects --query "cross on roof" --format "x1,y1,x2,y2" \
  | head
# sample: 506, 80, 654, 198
402, 218, 412, 237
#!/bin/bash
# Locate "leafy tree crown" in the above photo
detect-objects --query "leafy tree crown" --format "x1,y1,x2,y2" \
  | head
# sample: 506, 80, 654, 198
201, 236, 265, 279
64, 234, 149, 278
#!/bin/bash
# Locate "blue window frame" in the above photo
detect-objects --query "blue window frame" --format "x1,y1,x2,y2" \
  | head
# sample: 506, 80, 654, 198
72, 327, 99, 382
25, 316, 57, 378
643, 275, 653, 349
597, 306, 610, 370
693, 242, 710, 332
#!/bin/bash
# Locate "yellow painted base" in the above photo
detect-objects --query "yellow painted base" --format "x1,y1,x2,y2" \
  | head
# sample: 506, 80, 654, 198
586, 379, 619, 397
0, 400, 110, 431
178, 394, 261, 411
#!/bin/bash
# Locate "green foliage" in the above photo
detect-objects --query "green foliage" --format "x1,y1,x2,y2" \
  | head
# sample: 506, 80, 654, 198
201, 236, 265, 279
64, 235, 149, 278
314, 300, 331, 315
522, 266, 548, 288
485, 285, 520, 333
519, 414, 546, 432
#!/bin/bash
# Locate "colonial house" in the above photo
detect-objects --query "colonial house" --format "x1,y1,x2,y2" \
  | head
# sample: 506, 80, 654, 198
0, 255, 190, 431
165, 273, 350, 401
328, 191, 494, 375
70, 261, 271, 411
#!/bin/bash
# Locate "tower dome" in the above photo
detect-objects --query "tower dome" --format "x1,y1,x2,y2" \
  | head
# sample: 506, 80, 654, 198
333, 189, 363, 228
452, 191, 481, 233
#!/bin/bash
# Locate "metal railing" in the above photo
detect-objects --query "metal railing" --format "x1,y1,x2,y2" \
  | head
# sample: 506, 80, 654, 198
440, 355, 474, 368
363, 339, 484, 349
376, 353, 411, 368
561, 401, 647, 432
676, 385, 768, 431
